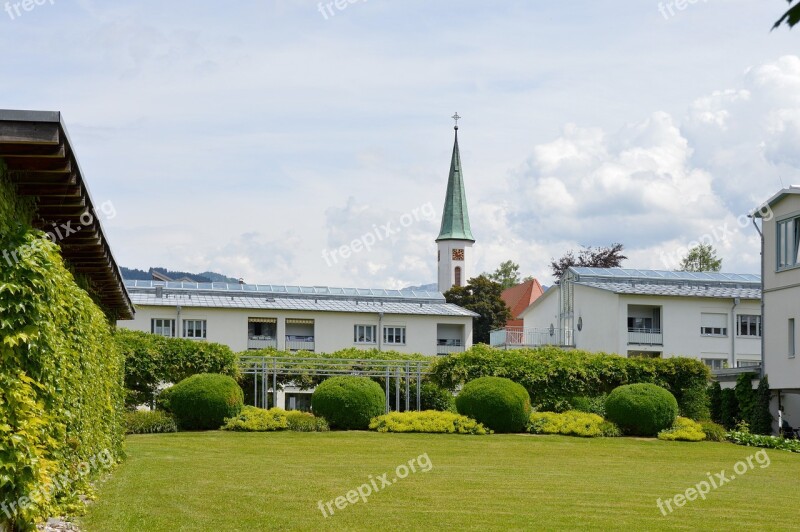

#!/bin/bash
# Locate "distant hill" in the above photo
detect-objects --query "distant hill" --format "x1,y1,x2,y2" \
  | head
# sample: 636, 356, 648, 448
121, 267, 238, 284
404, 283, 438, 292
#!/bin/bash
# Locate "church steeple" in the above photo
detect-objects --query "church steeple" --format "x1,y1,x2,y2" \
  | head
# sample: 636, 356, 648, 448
436, 113, 475, 293
436, 113, 475, 243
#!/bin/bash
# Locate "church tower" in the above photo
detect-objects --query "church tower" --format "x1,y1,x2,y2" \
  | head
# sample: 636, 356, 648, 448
437, 113, 475, 293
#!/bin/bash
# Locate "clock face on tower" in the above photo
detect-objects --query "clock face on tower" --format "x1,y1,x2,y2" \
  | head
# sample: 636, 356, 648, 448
452, 249, 465, 261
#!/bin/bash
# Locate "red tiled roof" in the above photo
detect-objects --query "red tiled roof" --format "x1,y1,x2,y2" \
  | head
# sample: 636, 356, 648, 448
501, 279, 544, 327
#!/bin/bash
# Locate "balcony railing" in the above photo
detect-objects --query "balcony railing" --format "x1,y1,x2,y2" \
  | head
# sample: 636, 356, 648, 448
248, 336, 278, 350
286, 336, 315, 352
436, 343, 465, 356
489, 327, 573, 348
627, 328, 663, 346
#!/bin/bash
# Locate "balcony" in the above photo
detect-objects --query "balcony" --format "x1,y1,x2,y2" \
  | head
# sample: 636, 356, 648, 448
489, 327, 573, 349
437, 340, 464, 356
286, 335, 315, 352
248, 336, 277, 350
627, 328, 663, 346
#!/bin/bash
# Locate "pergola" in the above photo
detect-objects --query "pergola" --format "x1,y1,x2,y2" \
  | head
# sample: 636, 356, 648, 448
0, 109, 133, 320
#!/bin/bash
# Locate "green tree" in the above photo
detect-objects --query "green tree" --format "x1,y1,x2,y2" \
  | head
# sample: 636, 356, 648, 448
774, 1, 800, 30
678, 244, 722, 272
720, 388, 740, 430
734, 373, 758, 429
444, 275, 512, 344
550, 243, 627, 279
708, 382, 723, 425
486, 260, 522, 289
750, 376, 773, 435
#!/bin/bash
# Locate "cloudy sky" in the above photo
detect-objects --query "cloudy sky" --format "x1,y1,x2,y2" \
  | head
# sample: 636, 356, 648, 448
2, 1, 799, 288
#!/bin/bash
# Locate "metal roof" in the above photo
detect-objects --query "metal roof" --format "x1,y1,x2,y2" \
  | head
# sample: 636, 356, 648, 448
569, 267, 761, 285
125, 280, 446, 302
436, 126, 475, 242
751, 186, 800, 217
0, 110, 133, 319
128, 291, 478, 317
576, 281, 761, 300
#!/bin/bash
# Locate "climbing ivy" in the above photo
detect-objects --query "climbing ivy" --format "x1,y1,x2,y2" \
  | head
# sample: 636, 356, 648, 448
0, 165, 124, 530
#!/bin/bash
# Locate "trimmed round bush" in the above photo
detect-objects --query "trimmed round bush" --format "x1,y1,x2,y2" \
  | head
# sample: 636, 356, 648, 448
169, 373, 244, 430
455, 377, 531, 433
605, 383, 678, 436
311, 376, 386, 430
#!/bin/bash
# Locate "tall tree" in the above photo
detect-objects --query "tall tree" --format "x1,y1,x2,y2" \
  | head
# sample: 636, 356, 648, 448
678, 244, 722, 272
549, 243, 627, 279
774, 1, 800, 30
485, 260, 522, 290
444, 275, 511, 344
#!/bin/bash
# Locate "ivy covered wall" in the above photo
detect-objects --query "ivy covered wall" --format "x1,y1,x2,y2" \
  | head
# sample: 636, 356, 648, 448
0, 163, 125, 530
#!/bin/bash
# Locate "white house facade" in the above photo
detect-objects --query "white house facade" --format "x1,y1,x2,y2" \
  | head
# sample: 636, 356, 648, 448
491, 267, 762, 369
753, 187, 800, 431
119, 280, 476, 356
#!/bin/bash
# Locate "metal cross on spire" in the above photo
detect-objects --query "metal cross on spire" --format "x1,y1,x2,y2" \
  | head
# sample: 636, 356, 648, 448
452, 112, 461, 130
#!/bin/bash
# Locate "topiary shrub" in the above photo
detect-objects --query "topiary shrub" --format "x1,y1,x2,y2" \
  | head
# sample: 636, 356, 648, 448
169, 373, 244, 430
369, 410, 489, 435
311, 376, 386, 430
455, 377, 531, 433
124, 410, 178, 434
605, 383, 678, 436
657, 417, 706, 442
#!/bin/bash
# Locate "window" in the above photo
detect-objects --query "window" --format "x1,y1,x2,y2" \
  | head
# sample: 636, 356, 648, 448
183, 319, 207, 339
383, 326, 406, 345
354, 325, 377, 344
454, 266, 462, 287
777, 215, 800, 269
736, 315, 761, 337
702, 358, 725, 370
700, 313, 727, 336
151, 318, 175, 337
790, 318, 796, 359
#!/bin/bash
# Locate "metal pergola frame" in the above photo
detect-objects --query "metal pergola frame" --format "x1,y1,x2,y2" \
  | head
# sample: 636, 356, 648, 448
238, 356, 434, 413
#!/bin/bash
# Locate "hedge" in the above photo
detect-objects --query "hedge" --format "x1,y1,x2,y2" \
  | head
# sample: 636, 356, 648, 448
116, 328, 239, 407
369, 411, 489, 435
222, 407, 329, 432
528, 411, 620, 438
430, 344, 710, 416
0, 166, 124, 530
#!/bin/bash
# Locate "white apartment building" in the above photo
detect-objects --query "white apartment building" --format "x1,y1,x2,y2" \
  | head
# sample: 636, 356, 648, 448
491, 267, 762, 369
752, 187, 800, 431
119, 280, 476, 356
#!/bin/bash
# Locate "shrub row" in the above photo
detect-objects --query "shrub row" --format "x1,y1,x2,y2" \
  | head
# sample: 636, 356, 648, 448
430, 345, 710, 418
369, 411, 489, 435
657, 417, 706, 442
124, 410, 178, 434
222, 406, 329, 432
0, 167, 125, 530
116, 328, 239, 407
528, 411, 620, 438
727, 430, 800, 453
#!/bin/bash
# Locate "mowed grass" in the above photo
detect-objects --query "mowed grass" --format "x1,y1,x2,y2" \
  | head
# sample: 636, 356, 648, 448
81, 432, 800, 531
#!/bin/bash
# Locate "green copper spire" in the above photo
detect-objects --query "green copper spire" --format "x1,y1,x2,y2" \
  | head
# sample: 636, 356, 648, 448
436, 114, 475, 242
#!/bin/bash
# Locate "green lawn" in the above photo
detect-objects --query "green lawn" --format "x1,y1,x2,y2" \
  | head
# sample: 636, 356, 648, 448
81, 432, 800, 531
